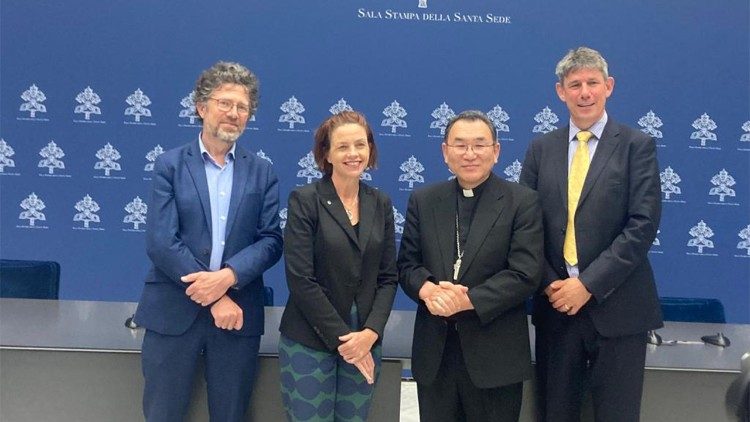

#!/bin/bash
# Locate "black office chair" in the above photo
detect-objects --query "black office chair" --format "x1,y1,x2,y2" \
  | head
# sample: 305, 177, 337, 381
0, 259, 60, 299
659, 296, 726, 323
263, 286, 274, 307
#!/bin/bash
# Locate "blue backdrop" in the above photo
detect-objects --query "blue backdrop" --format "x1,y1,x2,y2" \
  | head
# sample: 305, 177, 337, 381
1, 0, 748, 322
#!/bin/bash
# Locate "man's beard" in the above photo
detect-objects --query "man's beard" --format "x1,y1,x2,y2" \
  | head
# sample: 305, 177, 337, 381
217, 128, 242, 143
209, 124, 243, 144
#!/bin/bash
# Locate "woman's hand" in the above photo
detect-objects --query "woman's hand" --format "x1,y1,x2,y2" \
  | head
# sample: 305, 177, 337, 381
353, 352, 375, 384
338, 328, 378, 364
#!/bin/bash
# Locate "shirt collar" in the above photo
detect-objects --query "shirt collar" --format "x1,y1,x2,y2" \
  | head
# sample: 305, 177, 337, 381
198, 134, 236, 165
568, 111, 608, 142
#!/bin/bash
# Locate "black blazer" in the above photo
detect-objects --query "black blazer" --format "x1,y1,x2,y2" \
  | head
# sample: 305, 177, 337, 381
397, 174, 543, 388
520, 119, 663, 337
279, 176, 398, 352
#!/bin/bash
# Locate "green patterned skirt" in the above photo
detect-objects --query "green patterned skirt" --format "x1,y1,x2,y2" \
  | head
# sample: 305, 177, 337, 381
279, 304, 382, 421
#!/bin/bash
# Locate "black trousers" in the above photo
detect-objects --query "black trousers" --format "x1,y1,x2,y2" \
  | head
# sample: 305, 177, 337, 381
535, 311, 647, 422
417, 327, 523, 422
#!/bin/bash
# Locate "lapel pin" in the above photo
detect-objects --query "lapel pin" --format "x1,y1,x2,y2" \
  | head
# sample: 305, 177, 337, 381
326, 200, 332, 205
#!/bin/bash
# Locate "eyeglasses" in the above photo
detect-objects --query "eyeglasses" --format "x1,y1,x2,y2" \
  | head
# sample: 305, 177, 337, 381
208, 97, 251, 115
444, 143, 496, 154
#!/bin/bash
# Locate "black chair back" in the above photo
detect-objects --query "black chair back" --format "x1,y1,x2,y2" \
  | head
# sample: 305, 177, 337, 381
263, 286, 274, 306
0, 259, 60, 299
660, 296, 726, 323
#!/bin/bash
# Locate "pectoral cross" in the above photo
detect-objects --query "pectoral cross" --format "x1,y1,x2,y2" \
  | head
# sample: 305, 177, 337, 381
453, 213, 464, 281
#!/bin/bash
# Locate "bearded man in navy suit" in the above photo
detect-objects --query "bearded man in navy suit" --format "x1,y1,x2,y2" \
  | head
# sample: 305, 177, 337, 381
520, 47, 662, 422
134, 61, 283, 422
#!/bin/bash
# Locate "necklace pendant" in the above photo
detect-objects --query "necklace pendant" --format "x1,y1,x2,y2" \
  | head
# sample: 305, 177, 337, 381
453, 258, 462, 281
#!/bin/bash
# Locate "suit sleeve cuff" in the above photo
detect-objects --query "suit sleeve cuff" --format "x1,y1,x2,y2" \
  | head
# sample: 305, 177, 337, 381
222, 264, 239, 290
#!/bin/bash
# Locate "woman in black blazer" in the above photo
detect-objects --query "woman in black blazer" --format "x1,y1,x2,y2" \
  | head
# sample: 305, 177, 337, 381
279, 111, 398, 422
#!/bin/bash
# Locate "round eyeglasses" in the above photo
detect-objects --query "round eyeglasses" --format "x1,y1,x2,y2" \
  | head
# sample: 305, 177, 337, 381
208, 97, 251, 115
444, 143, 496, 154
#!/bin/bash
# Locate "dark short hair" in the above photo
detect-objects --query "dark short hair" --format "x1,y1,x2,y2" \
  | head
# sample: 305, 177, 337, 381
313, 111, 378, 175
194, 61, 259, 117
443, 110, 497, 143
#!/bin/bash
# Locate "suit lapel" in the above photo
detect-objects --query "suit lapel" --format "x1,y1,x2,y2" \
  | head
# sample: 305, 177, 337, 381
432, 183, 457, 280
579, 120, 620, 207
185, 141, 212, 233
356, 186, 376, 254
225, 145, 249, 238
554, 126, 571, 210
458, 175, 505, 280
318, 177, 360, 251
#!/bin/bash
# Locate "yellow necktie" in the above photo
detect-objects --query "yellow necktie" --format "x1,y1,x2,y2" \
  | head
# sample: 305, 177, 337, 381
563, 130, 593, 266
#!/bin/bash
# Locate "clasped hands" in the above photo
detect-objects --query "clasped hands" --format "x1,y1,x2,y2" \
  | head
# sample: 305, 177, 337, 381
338, 329, 378, 384
182, 268, 242, 330
419, 281, 473, 317
545, 277, 592, 316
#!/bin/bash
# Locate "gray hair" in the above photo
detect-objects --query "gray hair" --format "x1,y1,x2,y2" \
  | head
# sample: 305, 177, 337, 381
194, 61, 259, 115
443, 110, 497, 143
555, 47, 609, 82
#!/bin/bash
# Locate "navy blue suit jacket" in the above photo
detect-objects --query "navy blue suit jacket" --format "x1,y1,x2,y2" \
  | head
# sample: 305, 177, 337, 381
134, 140, 283, 337
520, 119, 663, 337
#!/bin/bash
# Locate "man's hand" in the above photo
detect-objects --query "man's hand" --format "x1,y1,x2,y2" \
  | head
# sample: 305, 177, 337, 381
210, 295, 243, 330
436, 281, 473, 316
338, 329, 378, 364
547, 277, 592, 315
419, 281, 443, 315
418, 281, 439, 302
182, 267, 236, 306
419, 281, 471, 317
543, 281, 563, 298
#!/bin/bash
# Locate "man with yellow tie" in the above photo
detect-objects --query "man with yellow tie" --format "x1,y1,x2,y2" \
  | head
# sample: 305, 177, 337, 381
520, 47, 662, 422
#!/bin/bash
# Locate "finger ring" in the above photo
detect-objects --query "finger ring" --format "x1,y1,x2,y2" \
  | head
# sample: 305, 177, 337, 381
563, 305, 571, 312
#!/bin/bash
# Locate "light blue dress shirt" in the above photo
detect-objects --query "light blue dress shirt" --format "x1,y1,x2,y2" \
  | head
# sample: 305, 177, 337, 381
199, 136, 235, 271
565, 111, 608, 277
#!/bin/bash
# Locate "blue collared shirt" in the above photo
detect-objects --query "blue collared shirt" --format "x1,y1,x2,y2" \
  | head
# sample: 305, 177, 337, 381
199, 136, 235, 271
567, 111, 608, 170
566, 111, 608, 277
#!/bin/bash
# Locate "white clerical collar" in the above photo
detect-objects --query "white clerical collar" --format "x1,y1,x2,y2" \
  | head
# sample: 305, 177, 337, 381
457, 176, 490, 198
